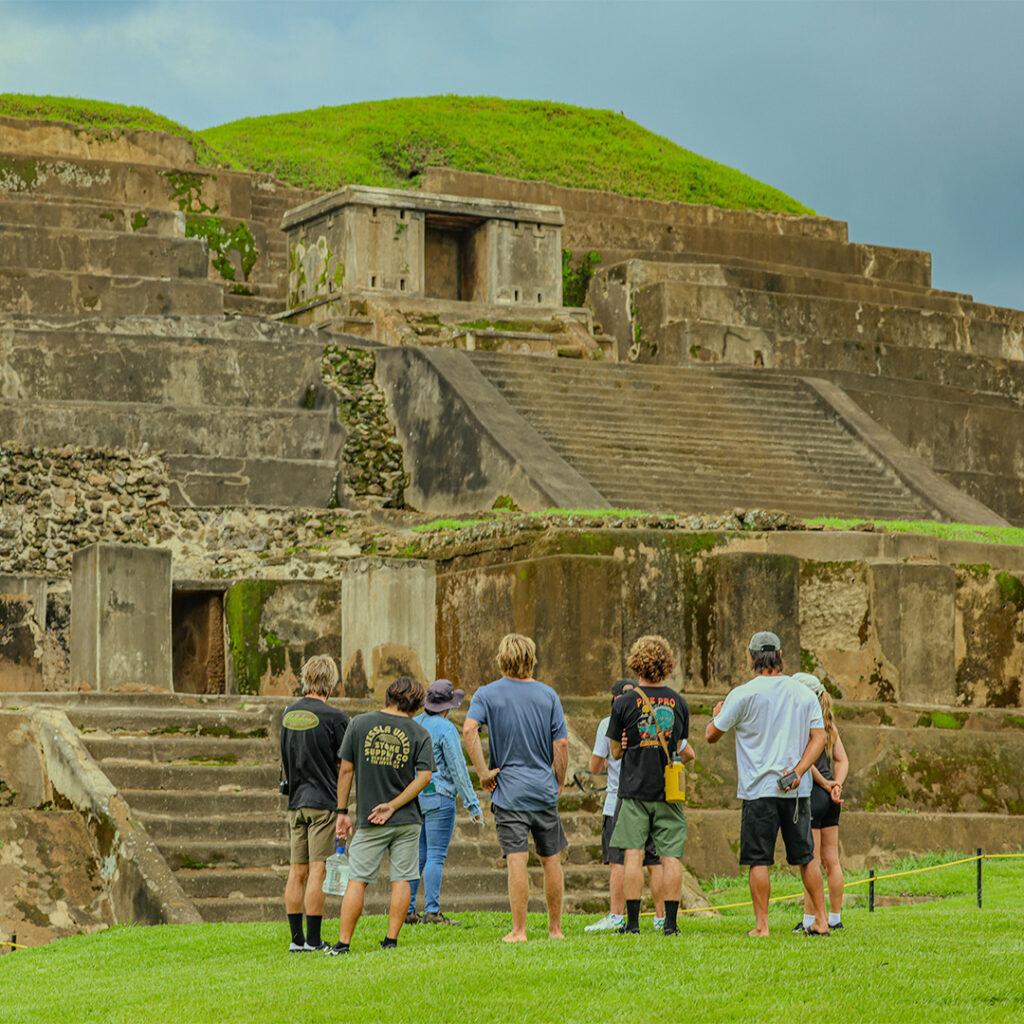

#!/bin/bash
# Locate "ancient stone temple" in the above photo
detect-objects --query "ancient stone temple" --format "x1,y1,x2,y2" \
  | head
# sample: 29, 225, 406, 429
283, 185, 564, 314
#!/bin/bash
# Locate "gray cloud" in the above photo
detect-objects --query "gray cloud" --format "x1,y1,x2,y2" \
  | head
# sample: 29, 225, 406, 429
0, 0, 1020, 307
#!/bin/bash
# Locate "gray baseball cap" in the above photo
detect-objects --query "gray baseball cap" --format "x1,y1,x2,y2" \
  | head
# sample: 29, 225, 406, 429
792, 671, 825, 696
748, 630, 782, 652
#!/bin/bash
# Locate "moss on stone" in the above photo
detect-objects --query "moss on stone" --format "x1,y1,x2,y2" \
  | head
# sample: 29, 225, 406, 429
995, 570, 1024, 608
185, 215, 259, 283
223, 580, 281, 695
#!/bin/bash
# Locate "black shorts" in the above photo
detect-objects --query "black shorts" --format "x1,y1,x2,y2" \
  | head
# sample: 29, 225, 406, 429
493, 805, 568, 859
811, 785, 841, 830
602, 806, 659, 866
739, 797, 814, 866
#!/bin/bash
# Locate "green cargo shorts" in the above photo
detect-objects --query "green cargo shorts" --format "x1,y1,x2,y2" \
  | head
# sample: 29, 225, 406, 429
347, 823, 421, 884
609, 798, 687, 859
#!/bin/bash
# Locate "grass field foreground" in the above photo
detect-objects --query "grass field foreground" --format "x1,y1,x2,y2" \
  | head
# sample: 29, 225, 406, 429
2, 857, 1021, 1024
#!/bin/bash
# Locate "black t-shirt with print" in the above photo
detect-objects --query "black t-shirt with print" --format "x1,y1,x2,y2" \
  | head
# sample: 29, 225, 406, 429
339, 710, 435, 827
280, 697, 350, 812
606, 685, 689, 801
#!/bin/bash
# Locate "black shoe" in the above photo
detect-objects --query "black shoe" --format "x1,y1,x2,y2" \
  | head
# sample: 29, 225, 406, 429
663, 926, 678, 937
830, 921, 844, 930
791, 922, 806, 933
324, 942, 349, 956
304, 941, 331, 952
616, 924, 640, 934
380, 938, 398, 949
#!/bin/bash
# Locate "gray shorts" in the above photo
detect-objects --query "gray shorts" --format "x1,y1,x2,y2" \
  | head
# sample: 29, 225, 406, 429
347, 823, 421, 883
493, 805, 568, 859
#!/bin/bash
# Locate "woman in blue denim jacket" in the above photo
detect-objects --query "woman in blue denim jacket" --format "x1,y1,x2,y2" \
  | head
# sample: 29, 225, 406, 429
406, 678, 483, 924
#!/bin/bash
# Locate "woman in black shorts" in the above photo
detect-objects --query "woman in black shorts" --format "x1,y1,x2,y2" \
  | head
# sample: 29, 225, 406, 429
793, 672, 848, 932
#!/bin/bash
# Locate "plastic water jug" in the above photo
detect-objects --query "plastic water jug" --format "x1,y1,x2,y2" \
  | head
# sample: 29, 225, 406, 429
322, 841, 349, 896
664, 759, 686, 803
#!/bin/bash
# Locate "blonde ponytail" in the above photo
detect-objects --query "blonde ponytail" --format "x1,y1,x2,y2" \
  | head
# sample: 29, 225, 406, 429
819, 691, 835, 758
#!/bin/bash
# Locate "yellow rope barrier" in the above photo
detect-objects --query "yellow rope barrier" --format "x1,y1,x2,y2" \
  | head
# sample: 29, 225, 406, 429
1, 941, 28, 950
674, 852, 1024, 915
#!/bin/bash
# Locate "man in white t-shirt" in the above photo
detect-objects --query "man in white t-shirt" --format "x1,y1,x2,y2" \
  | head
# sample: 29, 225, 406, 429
705, 630, 829, 937
583, 678, 665, 932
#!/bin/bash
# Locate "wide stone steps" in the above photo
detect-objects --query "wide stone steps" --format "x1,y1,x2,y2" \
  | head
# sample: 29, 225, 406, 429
0, 222, 209, 279
470, 351, 930, 520
0, 195, 186, 237
0, 323, 327, 408
0, 267, 223, 316
597, 251, 971, 308
568, 212, 931, 286
0, 398, 341, 462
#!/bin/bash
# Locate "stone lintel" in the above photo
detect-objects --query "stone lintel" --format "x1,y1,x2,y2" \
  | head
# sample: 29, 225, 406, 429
282, 184, 564, 232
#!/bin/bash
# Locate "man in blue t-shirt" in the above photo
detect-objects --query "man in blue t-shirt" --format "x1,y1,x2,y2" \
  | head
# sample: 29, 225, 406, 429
705, 630, 829, 938
463, 633, 569, 943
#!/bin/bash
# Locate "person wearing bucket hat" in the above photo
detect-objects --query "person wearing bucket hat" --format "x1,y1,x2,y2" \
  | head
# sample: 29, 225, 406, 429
791, 673, 849, 933
406, 679, 483, 925
705, 631, 830, 937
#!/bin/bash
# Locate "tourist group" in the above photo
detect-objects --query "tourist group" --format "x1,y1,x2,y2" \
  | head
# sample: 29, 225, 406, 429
278, 630, 848, 953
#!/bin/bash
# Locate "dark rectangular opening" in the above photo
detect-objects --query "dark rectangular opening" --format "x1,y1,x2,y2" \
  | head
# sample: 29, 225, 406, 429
172, 591, 226, 694
424, 213, 486, 302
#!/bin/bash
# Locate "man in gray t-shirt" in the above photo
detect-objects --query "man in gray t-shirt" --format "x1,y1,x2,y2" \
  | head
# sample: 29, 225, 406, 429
463, 633, 569, 943
706, 630, 830, 937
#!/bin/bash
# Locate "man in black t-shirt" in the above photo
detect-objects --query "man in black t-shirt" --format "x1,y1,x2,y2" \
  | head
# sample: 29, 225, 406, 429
326, 676, 434, 955
607, 635, 694, 936
280, 654, 349, 952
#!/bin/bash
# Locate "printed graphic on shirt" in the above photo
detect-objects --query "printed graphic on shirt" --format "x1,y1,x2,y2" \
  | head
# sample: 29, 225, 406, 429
282, 709, 320, 731
363, 723, 411, 768
636, 698, 676, 748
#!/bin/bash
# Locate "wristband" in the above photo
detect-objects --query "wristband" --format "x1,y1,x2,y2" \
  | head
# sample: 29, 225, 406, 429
336, 807, 348, 815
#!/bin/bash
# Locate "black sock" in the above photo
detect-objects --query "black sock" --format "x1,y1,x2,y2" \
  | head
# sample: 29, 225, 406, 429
380, 937, 398, 949
288, 913, 304, 946
664, 900, 679, 933
626, 900, 641, 931
305, 915, 322, 946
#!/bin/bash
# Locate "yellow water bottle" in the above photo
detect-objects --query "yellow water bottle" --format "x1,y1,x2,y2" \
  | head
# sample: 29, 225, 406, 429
664, 758, 686, 803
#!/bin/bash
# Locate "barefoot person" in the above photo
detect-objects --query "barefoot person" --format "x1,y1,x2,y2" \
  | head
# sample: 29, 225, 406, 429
326, 677, 434, 956
463, 633, 569, 943
792, 672, 848, 932
705, 631, 829, 938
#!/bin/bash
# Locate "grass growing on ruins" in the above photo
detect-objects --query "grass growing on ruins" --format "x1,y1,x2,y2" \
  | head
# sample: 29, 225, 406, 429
2, 856, 1022, 1024
200, 96, 814, 214
0, 93, 218, 163
808, 516, 1024, 547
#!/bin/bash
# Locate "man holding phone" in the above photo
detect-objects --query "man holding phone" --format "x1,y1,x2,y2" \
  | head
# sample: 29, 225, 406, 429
705, 630, 829, 937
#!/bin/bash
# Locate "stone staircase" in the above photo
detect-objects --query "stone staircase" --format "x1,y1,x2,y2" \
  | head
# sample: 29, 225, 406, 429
0, 313, 345, 507
468, 351, 933, 520
4, 690, 1022, 923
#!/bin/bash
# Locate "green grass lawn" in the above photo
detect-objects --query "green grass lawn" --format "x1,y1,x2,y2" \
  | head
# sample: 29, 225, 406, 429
2, 855, 1021, 1024
0, 93, 812, 216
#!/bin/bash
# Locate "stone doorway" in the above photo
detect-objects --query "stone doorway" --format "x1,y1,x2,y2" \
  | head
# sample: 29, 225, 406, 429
423, 213, 486, 301
172, 591, 226, 693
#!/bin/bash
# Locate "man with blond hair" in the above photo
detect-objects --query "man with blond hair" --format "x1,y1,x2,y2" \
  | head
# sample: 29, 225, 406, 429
280, 654, 349, 952
608, 635, 693, 936
463, 633, 569, 942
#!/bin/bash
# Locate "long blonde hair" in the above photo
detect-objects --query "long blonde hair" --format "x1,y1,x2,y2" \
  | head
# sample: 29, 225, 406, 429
819, 691, 836, 758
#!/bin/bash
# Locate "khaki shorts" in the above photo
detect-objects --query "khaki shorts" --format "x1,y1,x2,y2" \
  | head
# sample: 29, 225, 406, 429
347, 823, 421, 884
610, 798, 687, 859
288, 807, 336, 864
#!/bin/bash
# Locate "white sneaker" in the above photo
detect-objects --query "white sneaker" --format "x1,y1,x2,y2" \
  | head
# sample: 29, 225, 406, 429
584, 914, 625, 933
653, 917, 665, 931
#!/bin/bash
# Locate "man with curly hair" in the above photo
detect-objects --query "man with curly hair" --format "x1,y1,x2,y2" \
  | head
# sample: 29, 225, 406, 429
607, 635, 694, 936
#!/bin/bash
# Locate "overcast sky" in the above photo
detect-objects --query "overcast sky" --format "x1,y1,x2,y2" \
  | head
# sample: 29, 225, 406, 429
1, 0, 1021, 309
